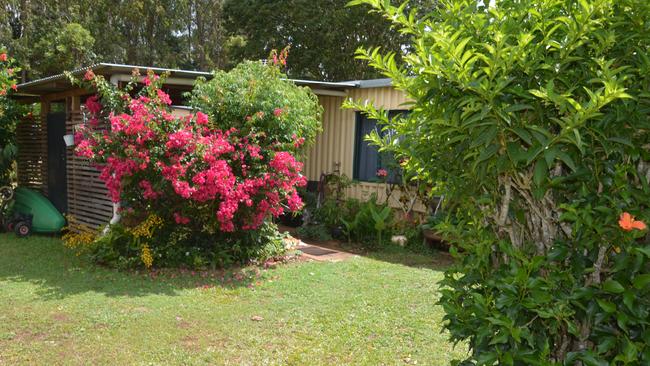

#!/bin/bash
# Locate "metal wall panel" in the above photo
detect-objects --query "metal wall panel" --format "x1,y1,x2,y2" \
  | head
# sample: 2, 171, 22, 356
304, 87, 409, 181
303, 87, 424, 211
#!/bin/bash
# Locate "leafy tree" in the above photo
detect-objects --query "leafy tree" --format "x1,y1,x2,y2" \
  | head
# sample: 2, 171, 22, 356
2, 0, 428, 81
223, 0, 432, 80
0, 0, 228, 80
33, 23, 95, 77
350, 0, 650, 363
176, 0, 228, 70
0, 49, 21, 186
1, 1, 100, 79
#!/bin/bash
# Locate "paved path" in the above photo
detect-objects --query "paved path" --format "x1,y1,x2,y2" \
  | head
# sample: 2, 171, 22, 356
295, 242, 356, 262
280, 226, 356, 262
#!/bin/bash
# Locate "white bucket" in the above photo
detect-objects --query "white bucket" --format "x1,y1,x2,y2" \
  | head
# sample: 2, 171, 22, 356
63, 134, 75, 147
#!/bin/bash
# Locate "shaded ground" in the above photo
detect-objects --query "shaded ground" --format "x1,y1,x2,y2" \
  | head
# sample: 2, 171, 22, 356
0, 234, 466, 365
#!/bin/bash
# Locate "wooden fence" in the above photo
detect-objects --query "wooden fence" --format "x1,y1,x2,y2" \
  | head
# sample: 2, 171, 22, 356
65, 111, 113, 229
15, 115, 48, 194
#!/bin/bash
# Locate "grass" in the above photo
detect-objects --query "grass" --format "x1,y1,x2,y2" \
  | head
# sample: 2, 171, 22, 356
0, 234, 466, 365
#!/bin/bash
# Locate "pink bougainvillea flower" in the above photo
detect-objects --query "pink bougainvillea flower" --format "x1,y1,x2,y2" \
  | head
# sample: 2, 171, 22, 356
143, 73, 159, 87
286, 190, 303, 211
157, 89, 172, 105
376, 169, 388, 178
10, 84, 17, 91
195, 112, 209, 125
0, 53, 7, 62
139, 180, 161, 200
274, 108, 283, 117
619, 212, 646, 231
0, 89, 7, 96
84, 69, 95, 81
173, 212, 191, 225
85, 95, 102, 114
290, 133, 305, 148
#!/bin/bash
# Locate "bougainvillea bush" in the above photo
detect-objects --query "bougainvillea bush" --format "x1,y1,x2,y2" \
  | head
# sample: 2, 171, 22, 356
73, 62, 321, 268
351, 0, 650, 364
0, 49, 21, 186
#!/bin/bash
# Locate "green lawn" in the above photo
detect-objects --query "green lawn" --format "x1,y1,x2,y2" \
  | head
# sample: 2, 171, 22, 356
0, 234, 465, 365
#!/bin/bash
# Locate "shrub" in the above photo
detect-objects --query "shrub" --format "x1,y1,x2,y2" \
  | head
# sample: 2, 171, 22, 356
296, 223, 332, 241
88, 219, 287, 270
189, 59, 323, 156
351, 0, 650, 363
323, 193, 394, 248
73, 61, 321, 268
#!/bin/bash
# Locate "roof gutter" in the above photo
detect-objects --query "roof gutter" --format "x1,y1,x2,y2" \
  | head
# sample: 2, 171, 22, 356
108, 74, 198, 86
311, 88, 347, 97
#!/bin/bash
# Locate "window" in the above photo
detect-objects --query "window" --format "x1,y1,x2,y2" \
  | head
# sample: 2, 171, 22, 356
353, 110, 407, 182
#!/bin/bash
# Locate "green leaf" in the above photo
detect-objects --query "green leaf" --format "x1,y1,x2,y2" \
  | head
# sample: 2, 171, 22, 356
504, 104, 533, 113
572, 129, 584, 153
633, 246, 650, 258
607, 136, 634, 148
556, 150, 577, 171
510, 127, 533, 145
476, 143, 499, 165
615, 338, 639, 363
543, 146, 558, 167
596, 298, 616, 313
632, 274, 650, 289
533, 159, 548, 187
623, 290, 635, 311
488, 331, 509, 345
471, 124, 498, 148
506, 142, 527, 163
528, 125, 552, 143
596, 337, 617, 354
602, 279, 625, 294
526, 144, 545, 165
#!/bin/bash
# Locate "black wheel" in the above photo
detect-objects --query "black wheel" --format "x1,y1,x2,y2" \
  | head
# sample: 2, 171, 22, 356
0, 186, 12, 201
5, 221, 14, 232
14, 221, 31, 237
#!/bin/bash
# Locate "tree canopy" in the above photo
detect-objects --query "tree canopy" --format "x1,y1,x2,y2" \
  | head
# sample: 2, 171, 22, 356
0, 0, 423, 81
222, 0, 415, 81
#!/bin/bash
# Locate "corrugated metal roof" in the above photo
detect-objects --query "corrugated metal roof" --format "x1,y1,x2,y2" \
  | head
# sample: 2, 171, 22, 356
288, 78, 357, 88
16, 63, 394, 96
343, 78, 393, 88
16, 63, 213, 95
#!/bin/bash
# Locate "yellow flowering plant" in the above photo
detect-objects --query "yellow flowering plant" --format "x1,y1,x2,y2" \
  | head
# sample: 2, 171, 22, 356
61, 215, 99, 255
140, 244, 153, 268
128, 214, 162, 268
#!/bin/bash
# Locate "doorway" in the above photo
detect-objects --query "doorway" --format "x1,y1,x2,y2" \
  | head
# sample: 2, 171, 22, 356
46, 111, 67, 214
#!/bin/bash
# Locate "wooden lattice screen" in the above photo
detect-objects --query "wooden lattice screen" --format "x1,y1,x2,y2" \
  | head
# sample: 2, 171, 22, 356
66, 111, 113, 229
15, 115, 48, 195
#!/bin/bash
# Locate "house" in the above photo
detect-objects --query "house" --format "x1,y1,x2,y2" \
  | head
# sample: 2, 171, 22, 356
13, 63, 417, 229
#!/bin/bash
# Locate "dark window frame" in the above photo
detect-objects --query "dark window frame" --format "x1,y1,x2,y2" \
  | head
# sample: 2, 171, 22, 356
353, 110, 408, 183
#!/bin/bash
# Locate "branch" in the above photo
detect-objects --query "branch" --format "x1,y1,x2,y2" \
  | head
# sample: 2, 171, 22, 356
498, 175, 512, 226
